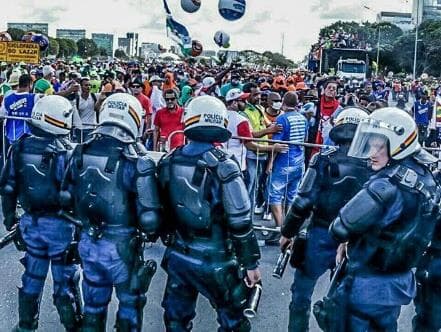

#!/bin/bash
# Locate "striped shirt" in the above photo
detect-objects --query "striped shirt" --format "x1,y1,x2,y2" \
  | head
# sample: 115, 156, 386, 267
272, 110, 308, 168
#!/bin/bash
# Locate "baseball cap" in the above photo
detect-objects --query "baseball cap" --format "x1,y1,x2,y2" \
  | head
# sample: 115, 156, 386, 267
226, 88, 245, 102
149, 75, 163, 83
42, 65, 54, 77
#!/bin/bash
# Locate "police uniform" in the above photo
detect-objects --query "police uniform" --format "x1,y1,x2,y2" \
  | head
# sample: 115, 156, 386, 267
159, 95, 261, 332
0, 96, 80, 331
329, 107, 440, 331
281, 108, 370, 332
61, 94, 160, 331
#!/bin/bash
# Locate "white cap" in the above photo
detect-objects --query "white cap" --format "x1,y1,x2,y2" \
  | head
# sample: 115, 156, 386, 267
42, 65, 54, 77
149, 75, 163, 83
225, 88, 244, 102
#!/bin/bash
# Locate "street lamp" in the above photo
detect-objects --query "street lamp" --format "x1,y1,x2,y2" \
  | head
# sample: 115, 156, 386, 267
413, 0, 420, 79
376, 25, 381, 77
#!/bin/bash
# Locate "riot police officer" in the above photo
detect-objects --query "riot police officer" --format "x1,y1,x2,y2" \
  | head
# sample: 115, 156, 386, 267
0, 95, 80, 331
60, 93, 160, 331
279, 107, 370, 332
329, 107, 440, 331
412, 169, 441, 331
158, 95, 261, 332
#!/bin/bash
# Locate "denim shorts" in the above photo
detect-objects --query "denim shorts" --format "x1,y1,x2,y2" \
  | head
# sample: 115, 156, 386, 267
268, 164, 304, 205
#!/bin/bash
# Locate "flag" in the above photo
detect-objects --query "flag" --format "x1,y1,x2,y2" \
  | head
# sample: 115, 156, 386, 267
163, 0, 192, 52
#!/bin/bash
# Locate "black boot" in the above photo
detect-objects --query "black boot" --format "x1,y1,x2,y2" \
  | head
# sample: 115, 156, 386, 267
54, 294, 81, 331
288, 306, 310, 332
81, 312, 106, 332
115, 318, 133, 332
16, 288, 40, 331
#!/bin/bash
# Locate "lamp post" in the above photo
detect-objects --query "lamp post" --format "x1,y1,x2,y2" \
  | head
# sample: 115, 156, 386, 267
413, 0, 420, 79
376, 26, 381, 77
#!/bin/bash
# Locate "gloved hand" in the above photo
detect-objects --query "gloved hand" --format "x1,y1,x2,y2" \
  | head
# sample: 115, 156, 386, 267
4, 215, 18, 231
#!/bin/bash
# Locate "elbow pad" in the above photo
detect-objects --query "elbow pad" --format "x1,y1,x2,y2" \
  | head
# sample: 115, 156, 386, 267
281, 196, 312, 238
231, 227, 261, 270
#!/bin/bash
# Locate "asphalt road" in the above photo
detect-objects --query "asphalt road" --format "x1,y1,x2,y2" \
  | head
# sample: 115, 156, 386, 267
0, 227, 415, 332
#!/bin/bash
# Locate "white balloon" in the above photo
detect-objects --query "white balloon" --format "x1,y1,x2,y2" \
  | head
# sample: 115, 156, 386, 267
214, 30, 230, 48
181, 0, 201, 13
218, 0, 246, 21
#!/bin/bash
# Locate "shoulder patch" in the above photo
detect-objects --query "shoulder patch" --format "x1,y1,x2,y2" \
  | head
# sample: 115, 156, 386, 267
137, 155, 156, 175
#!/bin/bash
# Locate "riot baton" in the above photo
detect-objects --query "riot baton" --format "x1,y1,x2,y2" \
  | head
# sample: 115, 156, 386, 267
0, 224, 18, 250
231, 135, 337, 150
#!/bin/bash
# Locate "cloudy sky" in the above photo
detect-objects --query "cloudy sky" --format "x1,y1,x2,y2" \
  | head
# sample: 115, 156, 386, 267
0, 0, 412, 61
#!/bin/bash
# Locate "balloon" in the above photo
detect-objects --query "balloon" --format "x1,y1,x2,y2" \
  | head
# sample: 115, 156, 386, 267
218, 0, 246, 21
181, 0, 201, 13
213, 30, 230, 48
191, 40, 203, 57
21, 32, 49, 52
0, 31, 12, 42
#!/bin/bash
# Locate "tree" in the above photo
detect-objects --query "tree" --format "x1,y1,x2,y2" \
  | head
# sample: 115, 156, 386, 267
47, 37, 59, 56
114, 49, 127, 59
7, 28, 25, 41
99, 47, 108, 56
76, 38, 98, 58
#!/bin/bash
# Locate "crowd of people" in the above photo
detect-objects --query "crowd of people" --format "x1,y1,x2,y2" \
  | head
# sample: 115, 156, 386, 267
0, 57, 441, 331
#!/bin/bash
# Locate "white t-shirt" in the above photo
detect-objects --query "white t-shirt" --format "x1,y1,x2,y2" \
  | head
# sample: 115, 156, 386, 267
223, 110, 251, 171
76, 93, 100, 129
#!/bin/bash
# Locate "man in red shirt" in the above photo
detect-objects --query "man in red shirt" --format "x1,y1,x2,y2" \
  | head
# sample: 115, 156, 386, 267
131, 78, 153, 141
153, 89, 185, 151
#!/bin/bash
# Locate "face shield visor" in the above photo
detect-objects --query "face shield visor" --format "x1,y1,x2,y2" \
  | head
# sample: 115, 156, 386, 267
347, 120, 392, 160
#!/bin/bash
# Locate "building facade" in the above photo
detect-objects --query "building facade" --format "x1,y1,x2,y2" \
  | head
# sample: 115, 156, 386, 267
7, 22, 48, 35
413, 0, 441, 24
92, 33, 114, 56
56, 29, 86, 42
117, 37, 130, 55
376, 12, 413, 31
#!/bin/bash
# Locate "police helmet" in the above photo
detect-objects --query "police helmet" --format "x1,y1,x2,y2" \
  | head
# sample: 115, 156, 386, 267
30, 95, 74, 136
184, 95, 231, 143
94, 93, 143, 143
348, 107, 420, 160
329, 107, 368, 144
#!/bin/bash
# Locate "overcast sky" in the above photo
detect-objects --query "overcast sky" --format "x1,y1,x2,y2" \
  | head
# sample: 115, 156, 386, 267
0, 0, 412, 61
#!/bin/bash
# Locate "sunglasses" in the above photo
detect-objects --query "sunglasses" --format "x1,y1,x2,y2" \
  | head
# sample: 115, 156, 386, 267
131, 84, 141, 88
165, 97, 176, 101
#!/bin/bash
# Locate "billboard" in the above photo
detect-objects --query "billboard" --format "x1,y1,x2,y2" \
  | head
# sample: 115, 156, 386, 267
0, 41, 40, 64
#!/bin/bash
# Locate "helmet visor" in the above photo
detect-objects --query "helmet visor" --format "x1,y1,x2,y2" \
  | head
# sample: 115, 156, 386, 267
348, 121, 389, 160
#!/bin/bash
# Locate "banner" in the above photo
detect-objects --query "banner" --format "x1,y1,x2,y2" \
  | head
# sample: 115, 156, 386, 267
0, 41, 40, 64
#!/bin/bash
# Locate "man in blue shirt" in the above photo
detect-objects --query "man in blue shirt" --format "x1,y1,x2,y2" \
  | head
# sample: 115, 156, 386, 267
0, 74, 40, 144
267, 92, 308, 238
412, 93, 433, 145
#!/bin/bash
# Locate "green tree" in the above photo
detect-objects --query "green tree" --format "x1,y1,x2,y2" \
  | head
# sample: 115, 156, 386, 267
114, 49, 127, 59
99, 47, 108, 56
7, 28, 25, 41
47, 37, 59, 56
77, 38, 98, 58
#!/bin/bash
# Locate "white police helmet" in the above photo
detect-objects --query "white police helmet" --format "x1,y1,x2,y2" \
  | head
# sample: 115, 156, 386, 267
184, 95, 231, 142
348, 107, 420, 161
30, 95, 74, 136
330, 107, 369, 144
95, 93, 143, 143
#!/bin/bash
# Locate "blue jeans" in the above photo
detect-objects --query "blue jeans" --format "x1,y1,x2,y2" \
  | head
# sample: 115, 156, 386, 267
245, 157, 266, 211
79, 230, 141, 328
268, 164, 304, 206
161, 249, 250, 331
19, 214, 77, 300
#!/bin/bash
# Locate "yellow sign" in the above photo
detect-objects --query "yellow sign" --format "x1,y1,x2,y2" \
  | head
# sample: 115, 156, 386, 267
0, 41, 40, 64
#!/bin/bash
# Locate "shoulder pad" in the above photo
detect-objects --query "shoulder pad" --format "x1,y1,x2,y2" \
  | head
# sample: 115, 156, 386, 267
202, 148, 228, 168
320, 148, 334, 157
308, 153, 320, 167
136, 155, 156, 175
367, 178, 397, 204
135, 142, 148, 155
217, 157, 241, 182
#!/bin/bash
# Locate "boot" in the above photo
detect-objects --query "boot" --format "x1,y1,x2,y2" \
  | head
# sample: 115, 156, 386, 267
115, 318, 132, 332
17, 289, 40, 331
81, 312, 106, 332
288, 306, 310, 332
54, 294, 81, 331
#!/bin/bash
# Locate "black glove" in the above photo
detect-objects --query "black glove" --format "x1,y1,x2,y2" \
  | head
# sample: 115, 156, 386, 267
4, 215, 18, 231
